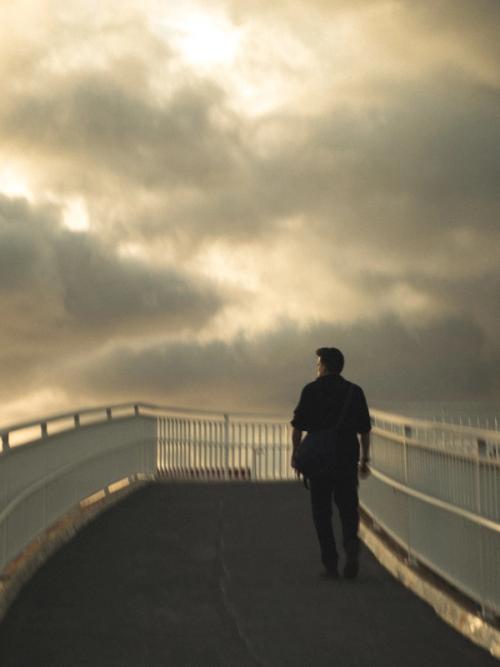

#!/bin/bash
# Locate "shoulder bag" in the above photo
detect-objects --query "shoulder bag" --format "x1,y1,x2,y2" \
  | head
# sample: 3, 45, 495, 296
292, 383, 354, 483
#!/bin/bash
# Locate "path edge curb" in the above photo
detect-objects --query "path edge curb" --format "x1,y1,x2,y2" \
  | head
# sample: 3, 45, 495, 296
359, 517, 500, 659
0, 478, 153, 624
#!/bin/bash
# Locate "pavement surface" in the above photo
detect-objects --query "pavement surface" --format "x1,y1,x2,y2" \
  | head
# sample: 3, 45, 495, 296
0, 482, 497, 667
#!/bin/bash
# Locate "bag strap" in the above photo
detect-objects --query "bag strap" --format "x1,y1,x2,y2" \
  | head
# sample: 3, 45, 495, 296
332, 382, 354, 431
301, 382, 354, 491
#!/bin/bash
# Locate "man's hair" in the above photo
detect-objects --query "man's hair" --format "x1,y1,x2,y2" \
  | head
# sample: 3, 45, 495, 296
316, 347, 344, 374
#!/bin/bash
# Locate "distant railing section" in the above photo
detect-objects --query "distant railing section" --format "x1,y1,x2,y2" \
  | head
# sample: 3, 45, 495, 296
157, 413, 292, 481
372, 404, 500, 432
1, 402, 499, 618
436, 414, 499, 431
0, 403, 144, 451
371, 410, 500, 459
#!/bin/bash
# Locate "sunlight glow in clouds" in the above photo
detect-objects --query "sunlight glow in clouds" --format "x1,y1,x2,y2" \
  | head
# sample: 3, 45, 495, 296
0, 165, 33, 201
151, 10, 243, 68
148, 4, 313, 117
62, 198, 90, 232
196, 244, 260, 291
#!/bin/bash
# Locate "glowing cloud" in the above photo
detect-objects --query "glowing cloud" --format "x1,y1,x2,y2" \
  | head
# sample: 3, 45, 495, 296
151, 9, 243, 69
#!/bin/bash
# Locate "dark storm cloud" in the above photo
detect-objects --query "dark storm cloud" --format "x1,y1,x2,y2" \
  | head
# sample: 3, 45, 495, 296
0, 73, 245, 193
147, 72, 499, 250
288, 75, 499, 233
0, 194, 227, 396
399, 271, 500, 342
62, 316, 500, 413
411, 0, 500, 67
119, 71, 500, 258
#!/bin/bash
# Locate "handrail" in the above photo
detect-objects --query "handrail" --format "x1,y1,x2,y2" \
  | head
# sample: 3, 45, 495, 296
2, 401, 499, 453
0, 401, 500, 453
0, 402, 138, 444
0, 402, 291, 453
369, 466, 500, 534
138, 402, 289, 420
0, 409, 158, 579
0, 402, 288, 436
372, 409, 500, 442
371, 427, 500, 467
0, 439, 151, 525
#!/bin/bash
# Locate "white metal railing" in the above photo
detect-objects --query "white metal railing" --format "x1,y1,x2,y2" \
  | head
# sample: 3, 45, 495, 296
156, 410, 293, 481
0, 404, 157, 574
363, 410, 500, 618
372, 403, 500, 432
1, 403, 499, 618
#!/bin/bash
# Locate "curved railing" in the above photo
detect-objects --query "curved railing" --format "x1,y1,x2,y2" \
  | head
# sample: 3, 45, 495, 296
0, 403, 158, 575
364, 410, 500, 619
1, 403, 499, 618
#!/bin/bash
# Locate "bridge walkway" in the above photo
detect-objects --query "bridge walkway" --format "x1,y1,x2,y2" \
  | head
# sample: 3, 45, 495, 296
0, 482, 496, 666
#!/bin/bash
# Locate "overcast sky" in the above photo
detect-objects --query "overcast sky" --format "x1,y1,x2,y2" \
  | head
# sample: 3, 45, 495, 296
1, 0, 499, 425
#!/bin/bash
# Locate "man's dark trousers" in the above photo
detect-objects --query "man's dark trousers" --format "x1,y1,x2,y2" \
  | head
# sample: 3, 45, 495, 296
309, 471, 360, 571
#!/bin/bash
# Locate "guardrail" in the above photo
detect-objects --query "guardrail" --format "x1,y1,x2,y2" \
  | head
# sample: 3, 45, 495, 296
1, 402, 499, 618
364, 410, 500, 618
157, 412, 293, 481
0, 404, 157, 574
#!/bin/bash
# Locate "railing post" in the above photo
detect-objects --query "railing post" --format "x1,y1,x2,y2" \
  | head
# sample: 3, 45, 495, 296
106, 408, 112, 420
74, 414, 80, 428
477, 438, 486, 458
251, 423, 257, 481
403, 424, 417, 567
224, 414, 230, 480
134, 405, 140, 416
1, 432, 10, 451
41, 422, 48, 438
403, 425, 411, 485
476, 437, 488, 618
264, 424, 269, 479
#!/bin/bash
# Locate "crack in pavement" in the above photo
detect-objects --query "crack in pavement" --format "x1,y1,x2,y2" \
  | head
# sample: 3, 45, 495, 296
215, 499, 269, 667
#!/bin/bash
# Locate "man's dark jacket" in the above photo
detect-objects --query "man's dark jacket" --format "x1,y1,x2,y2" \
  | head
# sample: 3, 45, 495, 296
291, 374, 371, 473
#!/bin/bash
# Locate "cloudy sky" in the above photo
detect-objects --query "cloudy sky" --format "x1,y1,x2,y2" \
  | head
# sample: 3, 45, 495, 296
1, 0, 499, 425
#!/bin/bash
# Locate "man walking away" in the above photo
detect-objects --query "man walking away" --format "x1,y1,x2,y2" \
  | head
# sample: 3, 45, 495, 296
291, 347, 371, 579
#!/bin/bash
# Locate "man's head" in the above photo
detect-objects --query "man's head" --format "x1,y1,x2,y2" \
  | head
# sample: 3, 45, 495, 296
316, 347, 344, 376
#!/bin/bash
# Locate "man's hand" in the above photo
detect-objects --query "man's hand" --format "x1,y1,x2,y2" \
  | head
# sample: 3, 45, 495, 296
291, 428, 302, 472
290, 452, 301, 480
359, 459, 370, 480
359, 432, 371, 480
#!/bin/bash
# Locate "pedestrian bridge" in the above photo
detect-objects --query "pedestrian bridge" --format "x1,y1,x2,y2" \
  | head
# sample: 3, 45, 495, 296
0, 403, 499, 665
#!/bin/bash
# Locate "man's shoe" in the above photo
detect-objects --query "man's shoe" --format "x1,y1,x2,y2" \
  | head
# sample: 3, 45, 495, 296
321, 556, 339, 579
343, 559, 359, 579
343, 539, 360, 579
321, 566, 339, 580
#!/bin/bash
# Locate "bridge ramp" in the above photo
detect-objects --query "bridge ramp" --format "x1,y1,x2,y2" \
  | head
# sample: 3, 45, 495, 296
0, 482, 496, 666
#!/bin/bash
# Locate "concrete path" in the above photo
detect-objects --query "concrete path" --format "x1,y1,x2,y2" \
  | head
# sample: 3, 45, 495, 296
0, 482, 497, 666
